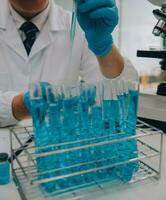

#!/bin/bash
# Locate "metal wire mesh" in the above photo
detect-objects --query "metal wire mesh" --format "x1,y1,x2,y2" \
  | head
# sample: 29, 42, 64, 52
10, 120, 163, 200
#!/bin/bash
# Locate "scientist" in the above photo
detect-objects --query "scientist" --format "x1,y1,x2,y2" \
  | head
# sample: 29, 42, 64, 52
0, 0, 137, 127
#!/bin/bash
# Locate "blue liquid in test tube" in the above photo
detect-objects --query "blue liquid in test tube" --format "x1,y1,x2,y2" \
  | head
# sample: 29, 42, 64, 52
30, 83, 61, 192
63, 85, 86, 186
30, 80, 140, 192
118, 81, 135, 181
80, 82, 96, 138
113, 80, 139, 182
70, 0, 77, 47
31, 98, 54, 192
127, 82, 139, 172
47, 87, 62, 143
120, 81, 139, 175
101, 80, 118, 179
63, 85, 80, 142
0, 153, 10, 185
63, 98, 74, 141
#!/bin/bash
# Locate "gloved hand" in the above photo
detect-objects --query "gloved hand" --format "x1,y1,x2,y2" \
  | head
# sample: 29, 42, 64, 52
23, 82, 50, 114
76, 0, 119, 56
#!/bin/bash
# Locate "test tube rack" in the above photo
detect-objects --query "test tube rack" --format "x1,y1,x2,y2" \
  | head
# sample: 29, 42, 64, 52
10, 120, 163, 200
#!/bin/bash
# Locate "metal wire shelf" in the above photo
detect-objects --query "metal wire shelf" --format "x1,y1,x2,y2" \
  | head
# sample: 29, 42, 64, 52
10, 120, 163, 200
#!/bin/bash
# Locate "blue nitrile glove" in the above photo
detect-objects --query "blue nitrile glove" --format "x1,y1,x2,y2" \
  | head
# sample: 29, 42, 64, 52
23, 82, 50, 114
76, 0, 119, 56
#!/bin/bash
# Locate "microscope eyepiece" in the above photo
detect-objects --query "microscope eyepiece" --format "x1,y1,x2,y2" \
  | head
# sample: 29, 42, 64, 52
153, 20, 166, 36
152, 7, 166, 37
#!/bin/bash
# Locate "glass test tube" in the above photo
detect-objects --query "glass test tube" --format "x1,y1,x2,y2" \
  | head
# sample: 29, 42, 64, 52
0, 153, 10, 185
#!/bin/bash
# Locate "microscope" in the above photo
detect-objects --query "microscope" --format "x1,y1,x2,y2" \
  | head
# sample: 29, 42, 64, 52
137, 0, 166, 96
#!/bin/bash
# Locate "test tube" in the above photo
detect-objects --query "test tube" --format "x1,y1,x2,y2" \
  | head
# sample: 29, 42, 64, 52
128, 81, 139, 132
62, 84, 80, 142
30, 82, 49, 147
110, 80, 122, 134
30, 83, 58, 192
79, 82, 96, 138
100, 80, 117, 179
90, 82, 103, 137
102, 79, 117, 135
113, 80, 139, 182
127, 81, 140, 173
0, 153, 10, 185
89, 82, 105, 181
79, 82, 98, 183
46, 85, 63, 144
70, 0, 77, 47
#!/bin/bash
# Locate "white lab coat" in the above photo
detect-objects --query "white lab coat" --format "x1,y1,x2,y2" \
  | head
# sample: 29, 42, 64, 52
0, 0, 138, 127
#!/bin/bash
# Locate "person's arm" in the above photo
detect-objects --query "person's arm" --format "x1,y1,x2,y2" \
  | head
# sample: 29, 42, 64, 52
0, 91, 20, 127
76, 0, 125, 79
79, 29, 138, 83
97, 45, 124, 79
12, 94, 29, 121
12, 82, 49, 121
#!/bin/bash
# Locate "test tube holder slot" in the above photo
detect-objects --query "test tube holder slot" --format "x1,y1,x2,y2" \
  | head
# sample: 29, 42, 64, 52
10, 120, 163, 200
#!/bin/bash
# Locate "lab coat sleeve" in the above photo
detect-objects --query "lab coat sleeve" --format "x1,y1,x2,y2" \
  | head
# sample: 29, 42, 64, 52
79, 37, 139, 83
79, 38, 104, 83
0, 91, 19, 127
112, 57, 139, 82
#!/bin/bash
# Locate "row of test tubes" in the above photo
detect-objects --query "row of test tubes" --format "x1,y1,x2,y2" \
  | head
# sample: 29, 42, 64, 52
30, 79, 139, 193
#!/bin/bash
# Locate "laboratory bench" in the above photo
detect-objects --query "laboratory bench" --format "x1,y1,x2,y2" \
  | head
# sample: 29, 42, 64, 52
0, 120, 166, 200
138, 93, 166, 132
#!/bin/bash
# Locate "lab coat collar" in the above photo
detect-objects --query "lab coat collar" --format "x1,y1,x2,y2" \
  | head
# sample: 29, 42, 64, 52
29, 0, 70, 59
3, 15, 54, 61
4, 15, 28, 60
0, 0, 68, 32
0, 0, 69, 60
